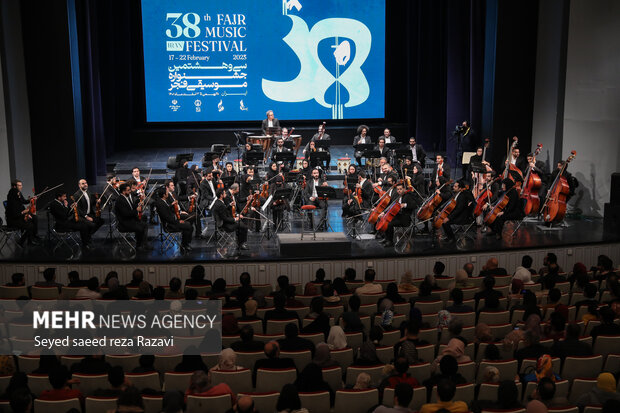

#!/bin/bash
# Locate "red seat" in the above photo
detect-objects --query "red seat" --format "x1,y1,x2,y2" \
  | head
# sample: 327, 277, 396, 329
301, 205, 316, 210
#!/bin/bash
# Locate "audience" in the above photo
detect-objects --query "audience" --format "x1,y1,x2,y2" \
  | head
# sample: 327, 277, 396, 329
473, 276, 503, 307
312, 343, 339, 368
276, 383, 308, 413
463, 262, 475, 278
252, 341, 296, 386
394, 320, 428, 362
478, 258, 507, 277
339, 294, 364, 332
210, 348, 244, 372
231, 272, 255, 303
446, 288, 473, 313
67, 270, 86, 287
356, 326, 384, 365
174, 348, 209, 373
278, 323, 315, 355
551, 323, 592, 359
9, 388, 32, 413
264, 293, 301, 328
577, 372, 620, 409
93, 366, 128, 397
226, 395, 256, 413
398, 271, 418, 293
39, 366, 84, 402
294, 363, 334, 405
419, 378, 468, 413
186, 265, 211, 286
379, 356, 419, 396
185, 370, 236, 403
591, 306, 620, 338
373, 382, 414, 413
70, 355, 111, 374
301, 297, 331, 339
423, 356, 467, 399
327, 325, 347, 350
6, 272, 25, 286
474, 380, 522, 413
432, 338, 471, 373
35, 267, 63, 291
355, 269, 383, 295
231, 325, 264, 352
522, 354, 560, 383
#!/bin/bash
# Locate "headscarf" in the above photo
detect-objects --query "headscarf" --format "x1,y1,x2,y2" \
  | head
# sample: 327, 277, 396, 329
401, 271, 414, 285
514, 267, 534, 284
455, 269, 468, 283
475, 323, 493, 343
353, 372, 371, 390
244, 299, 258, 316
482, 366, 500, 383
327, 326, 347, 350
437, 310, 452, 331
597, 372, 616, 393
535, 354, 555, 382
216, 348, 238, 370
526, 400, 548, 413
313, 343, 333, 366
442, 338, 467, 361
525, 314, 542, 337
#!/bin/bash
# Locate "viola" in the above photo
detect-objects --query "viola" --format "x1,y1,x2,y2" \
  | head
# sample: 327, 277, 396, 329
172, 199, 181, 220
353, 185, 362, 208
188, 188, 197, 213
417, 180, 452, 221
301, 175, 307, 190
137, 194, 145, 220
70, 196, 79, 222
241, 194, 253, 215
95, 194, 102, 218
252, 191, 261, 208
260, 182, 269, 199
542, 150, 576, 223
520, 143, 543, 215
368, 182, 397, 225
25, 188, 36, 221
433, 185, 468, 229
231, 198, 237, 218
375, 200, 401, 232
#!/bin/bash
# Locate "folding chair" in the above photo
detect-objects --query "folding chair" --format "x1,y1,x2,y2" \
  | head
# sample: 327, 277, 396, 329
0, 211, 23, 254
334, 389, 379, 413
215, 225, 237, 257
48, 213, 80, 259
299, 391, 330, 413
111, 217, 137, 259
394, 218, 416, 254
210, 368, 252, 394
255, 368, 297, 392
157, 212, 183, 254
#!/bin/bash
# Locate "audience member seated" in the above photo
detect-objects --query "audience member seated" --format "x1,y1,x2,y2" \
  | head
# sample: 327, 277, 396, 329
351, 372, 372, 390
304, 268, 327, 295
356, 326, 384, 365
482, 343, 501, 361
593, 255, 616, 281
377, 299, 397, 331
301, 297, 331, 339
527, 377, 568, 408
379, 356, 419, 398
175, 348, 209, 373
477, 295, 502, 315
70, 354, 111, 374
515, 330, 548, 367
339, 294, 364, 333
446, 288, 473, 313
344, 268, 357, 282
419, 378, 468, 413
472, 380, 523, 413
5, 272, 25, 287
162, 391, 184, 413
521, 290, 543, 321
231, 272, 255, 304
432, 339, 471, 373
225, 395, 257, 413
433, 261, 447, 278
276, 384, 308, 413
519, 255, 538, 275
398, 271, 418, 293
373, 382, 415, 413
165, 277, 184, 299
312, 343, 340, 368
238, 299, 261, 321
133, 281, 152, 299
513, 266, 535, 285
277, 323, 315, 355
463, 262, 475, 278
9, 388, 32, 413
415, 281, 440, 302
541, 288, 567, 319
285, 285, 305, 307
539, 253, 563, 278
522, 354, 561, 383
355, 269, 383, 295
39, 366, 84, 402
264, 293, 302, 331
294, 363, 335, 405
475, 323, 493, 343
252, 341, 297, 387
35, 267, 63, 291
591, 306, 620, 339
210, 348, 244, 372
211, 278, 227, 296
231, 325, 265, 352
543, 312, 566, 341
116, 387, 144, 412
102, 277, 129, 300
478, 258, 508, 277
186, 370, 236, 404
577, 372, 620, 409
126, 268, 146, 288
551, 323, 591, 360
441, 319, 466, 345
473, 276, 503, 307
185, 265, 211, 286
33, 354, 61, 375
322, 283, 341, 304
332, 277, 350, 295
453, 269, 473, 289
67, 270, 87, 287
540, 263, 566, 290
131, 355, 158, 374
94, 366, 128, 397
223, 313, 240, 335
394, 320, 428, 363
423, 356, 467, 401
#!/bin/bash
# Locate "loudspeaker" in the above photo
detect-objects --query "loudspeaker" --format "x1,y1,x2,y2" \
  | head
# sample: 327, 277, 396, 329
603, 203, 620, 235
611, 173, 620, 205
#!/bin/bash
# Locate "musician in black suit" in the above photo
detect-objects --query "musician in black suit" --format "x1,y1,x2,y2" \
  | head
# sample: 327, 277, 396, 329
382, 128, 397, 144
211, 188, 248, 250
5, 180, 40, 246
406, 137, 426, 167
261, 110, 280, 135
353, 125, 372, 165
304, 168, 328, 227
375, 137, 391, 161
487, 178, 524, 239
430, 155, 451, 190
50, 190, 93, 249
199, 170, 218, 213
155, 187, 193, 254
440, 180, 475, 242
501, 147, 527, 179
380, 182, 416, 247
114, 183, 149, 250
356, 170, 375, 209
73, 179, 104, 235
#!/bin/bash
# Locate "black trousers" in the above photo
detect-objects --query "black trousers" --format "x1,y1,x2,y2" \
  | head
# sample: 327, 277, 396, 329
384, 215, 411, 242
57, 221, 93, 245
222, 221, 248, 245
118, 220, 148, 246
308, 199, 328, 225
490, 211, 523, 234
79, 215, 104, 234
166, 221, 193, 246
8, 215, 38, 240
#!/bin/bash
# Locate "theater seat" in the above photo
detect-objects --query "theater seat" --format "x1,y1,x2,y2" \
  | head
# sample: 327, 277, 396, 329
334, 389, 379, 413
85, 396, 118, 413
33, 399, 80, 413
561, 355, 603, 381
238, 392, 279, 413
255, 368, 297, 392
383, 386, 426, 411
299, 391, 330, 413
186, 394, 232, 413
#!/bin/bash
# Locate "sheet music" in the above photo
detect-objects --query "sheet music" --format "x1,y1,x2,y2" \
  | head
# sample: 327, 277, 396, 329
208, 198, 217, 210
262, 195, 273, 211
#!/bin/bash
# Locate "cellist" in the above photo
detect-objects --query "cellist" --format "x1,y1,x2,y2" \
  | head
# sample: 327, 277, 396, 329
485, 178, 525, 239
439, 180, 475, 242
379, 181, 416, 248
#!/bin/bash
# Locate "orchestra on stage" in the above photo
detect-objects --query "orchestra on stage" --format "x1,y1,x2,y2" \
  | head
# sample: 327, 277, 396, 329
2, 111, 580, 257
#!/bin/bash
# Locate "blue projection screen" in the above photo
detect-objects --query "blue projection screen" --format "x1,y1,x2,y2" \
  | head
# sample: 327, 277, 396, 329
141, 0, 385, 122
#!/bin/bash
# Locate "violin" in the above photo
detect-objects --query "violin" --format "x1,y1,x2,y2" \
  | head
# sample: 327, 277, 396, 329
137, 194, 145, 220
375, 199, 401, 232
343, 175, 351, 197
301, 175, 307, 190
260, 182, 269, 199
95, 194, 102, 218
25, 188, 36, 221
251, 190, 261, 208
242, 194, 253, 215
417, 180, 452, 221
70, 196, 79, 222
353, 185, 362, 208
231, 198, 237, 218
520, 143, 543, 215
172, 199, 181, 220
188, 188, 197, 213
542, 151, 576, 223
433, 185, 469, 229
368, 182, 397, 225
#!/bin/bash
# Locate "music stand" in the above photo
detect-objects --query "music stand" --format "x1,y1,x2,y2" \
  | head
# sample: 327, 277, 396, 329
202, 152, 217, 167
315, 140, 331, 150
282, 140, 294, 150
266, 126, 281, 136
386, 143, 402, 150
271, 188, 293, 234
354, 143, 375, 153
273, 152, 295, 168
315, 186, 336, 232
309, 151, 329, 169
245, 152, 264, 166
221, 176, 236, 188
250, 144, 263, 151
394, 149, 412, 160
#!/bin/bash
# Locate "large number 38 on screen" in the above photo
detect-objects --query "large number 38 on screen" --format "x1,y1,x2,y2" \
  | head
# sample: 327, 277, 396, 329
165, 13, 201, 38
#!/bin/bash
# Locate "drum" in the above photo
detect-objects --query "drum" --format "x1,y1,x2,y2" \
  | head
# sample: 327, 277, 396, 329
234, 159, 243, 173
290, 134, 302, 153
248, 135, 273, 160
337, 157, 351, 174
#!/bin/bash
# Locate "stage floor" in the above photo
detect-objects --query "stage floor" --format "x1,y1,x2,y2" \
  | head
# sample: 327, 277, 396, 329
0, 201, 616, 263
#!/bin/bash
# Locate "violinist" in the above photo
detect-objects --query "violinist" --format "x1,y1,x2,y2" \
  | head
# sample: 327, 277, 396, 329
299, 159, 313, 181
430, 155, 451, 189
356, 170, 375, 209
222, 162, 237, 179
186, 165, 202, 192
131, 167, 148, 196
50, 190, 92, 250
155, 187, 193, 254
199, 170, 218, 213
6, 180, 40, 246
103, 174, 120, 204
242, 142, 258, 167
379, 182, 416, 248
382, 128, 397, 144
226, 183, 241, 208
164, 180, 197, 236
486, 178, 524, 239
239, 166, 259, 204
353, 125, 372, 165
439, 180, 475, 242
114, 183, 149, 251
406, 137, 426, 167
212, 188, 249, 250
304, 168, 329, 226
265, 162, 281, 182
73, 179, 104, 234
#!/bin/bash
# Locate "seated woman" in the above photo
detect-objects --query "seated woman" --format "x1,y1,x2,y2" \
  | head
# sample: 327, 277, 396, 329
521, 354, 561, 383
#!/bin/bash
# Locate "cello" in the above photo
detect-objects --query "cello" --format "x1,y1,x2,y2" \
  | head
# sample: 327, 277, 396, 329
520, 143, 543, 215
433, 184, 469, 229
416, 180, 452, 221
473, 176, 501, 217
473, 139, 492, 198
375, 198, 401, 232
368, 182, 397, 225
541, 151, 576, 223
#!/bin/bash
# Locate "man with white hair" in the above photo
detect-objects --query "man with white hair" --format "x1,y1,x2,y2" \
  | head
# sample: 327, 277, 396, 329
261, 110, 280, 135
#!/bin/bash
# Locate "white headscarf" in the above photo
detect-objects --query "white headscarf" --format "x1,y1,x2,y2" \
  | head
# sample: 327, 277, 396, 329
327, 325, 347, 350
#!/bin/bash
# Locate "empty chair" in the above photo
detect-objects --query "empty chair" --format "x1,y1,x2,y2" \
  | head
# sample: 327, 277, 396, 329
345, 332, 363, 350
357, 304, 375, 316
561, 355, 603, 381
457, 361, 476, 383
299, 391, 330, 413
334, 389, 379, 413
393, 302, 410, 315
450, 312, 476, 326
210, 369, 252, 394
299, 332, 324, 346
416, 344, 435, 363
409, 363, 432, 383
280, 350, 312, 370
478, 311, 510, 325
345, 365, 384, 387
415, 300, 444, 314
255, 368, 297, 392
105, 354, 140, 372
488, 323, 513, 339
235, 351, 263, 371
0, 286, 28, 299
382, 330, 402, 347
72, 373, 109, 396
331, 348, 354, 369
85, 396, 118, 413
383, 386, 427, 411
237, 319, 262, 332
358, 293, 385, 306
27, 374, 51, 397
593, 335, 620, 357
568, 378, 597, 404
476, 360, 518, 383
142, 395, 163, 413
153, 354, 182, 373
30, 286, 60, 299
163, 372, 193, 393
376, 346, 393, 364
266, 318, 299, 335
238, 392, 279, 413
125, 372, 161, 392
34, 399, 80, 413
603, 353, 620, 373
418, 328, 439, 345
186, 394, 232, 413
17, 355, 40, 373
322, 366, 343, 392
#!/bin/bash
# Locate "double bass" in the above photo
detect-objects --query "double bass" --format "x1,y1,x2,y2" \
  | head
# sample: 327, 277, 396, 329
520, 143, 543, 215
416, 180, 452, 221
541, 151, 576, 224
472, 139, 493, 198
433, 185, 469, 229
504, 136, 524, 186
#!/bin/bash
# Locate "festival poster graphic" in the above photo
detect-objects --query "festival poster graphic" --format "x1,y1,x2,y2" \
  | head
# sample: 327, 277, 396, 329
141, 0, 385, 122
